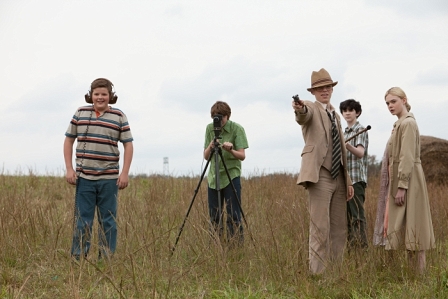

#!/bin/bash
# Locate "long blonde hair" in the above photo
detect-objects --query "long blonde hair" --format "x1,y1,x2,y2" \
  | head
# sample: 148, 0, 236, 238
385, 87, 411, 111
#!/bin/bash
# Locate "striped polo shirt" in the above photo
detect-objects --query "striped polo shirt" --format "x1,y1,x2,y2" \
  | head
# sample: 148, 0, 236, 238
65, 105, 133, 180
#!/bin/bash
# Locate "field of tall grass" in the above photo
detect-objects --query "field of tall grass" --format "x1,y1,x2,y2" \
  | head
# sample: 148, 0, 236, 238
0, 171, 447, 298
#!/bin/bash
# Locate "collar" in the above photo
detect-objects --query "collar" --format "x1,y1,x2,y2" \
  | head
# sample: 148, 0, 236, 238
94, 106, 110, 118
345, 121, 361, 133
316, 101, 337, 117
394, 112, 414, 128
316, 100, 333, 111
222, 119, 232, 133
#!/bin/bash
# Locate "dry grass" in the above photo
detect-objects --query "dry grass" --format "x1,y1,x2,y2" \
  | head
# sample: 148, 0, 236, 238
0, 171, 447, 298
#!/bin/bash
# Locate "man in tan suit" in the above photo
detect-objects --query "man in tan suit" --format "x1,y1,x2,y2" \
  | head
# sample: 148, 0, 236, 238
292, 68, 354, 274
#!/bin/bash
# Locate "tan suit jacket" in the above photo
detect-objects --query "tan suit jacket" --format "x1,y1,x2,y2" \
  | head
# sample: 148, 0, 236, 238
295, 100, 352, 195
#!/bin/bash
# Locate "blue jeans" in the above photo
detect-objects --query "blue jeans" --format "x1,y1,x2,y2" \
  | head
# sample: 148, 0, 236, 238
71, 177, 118, 258
208, 177, 243, 244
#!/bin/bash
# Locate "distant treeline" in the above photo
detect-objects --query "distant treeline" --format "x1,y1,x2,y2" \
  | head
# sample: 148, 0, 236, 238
131, 155, 383, 180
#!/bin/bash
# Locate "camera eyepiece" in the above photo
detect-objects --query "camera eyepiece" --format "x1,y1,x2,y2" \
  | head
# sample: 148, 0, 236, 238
213, 114, 223, 137
213, 114, 222, 127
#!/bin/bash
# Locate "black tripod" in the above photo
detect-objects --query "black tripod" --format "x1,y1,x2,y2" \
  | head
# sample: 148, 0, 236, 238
171, 132, 250, 254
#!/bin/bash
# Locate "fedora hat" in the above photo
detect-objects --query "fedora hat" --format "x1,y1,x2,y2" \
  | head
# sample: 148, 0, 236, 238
307, 68, 338, 91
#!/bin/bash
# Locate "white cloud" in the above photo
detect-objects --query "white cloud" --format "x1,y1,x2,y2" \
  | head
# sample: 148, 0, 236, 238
1, 0, 447, 176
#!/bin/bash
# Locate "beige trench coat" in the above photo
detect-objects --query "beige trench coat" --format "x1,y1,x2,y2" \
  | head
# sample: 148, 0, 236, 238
386, 112, 435, 250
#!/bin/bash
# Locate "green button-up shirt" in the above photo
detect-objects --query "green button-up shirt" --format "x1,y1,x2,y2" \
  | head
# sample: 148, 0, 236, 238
204, 120, 248, 189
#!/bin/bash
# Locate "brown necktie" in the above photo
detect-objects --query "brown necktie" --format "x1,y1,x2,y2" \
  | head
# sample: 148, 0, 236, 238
327, 111, 341, 179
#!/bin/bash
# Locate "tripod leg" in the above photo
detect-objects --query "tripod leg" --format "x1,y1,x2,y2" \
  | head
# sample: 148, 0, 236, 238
218, 150, 248, 228
171, 151, 213, 255
218, 150, 255, 246
214, 145, 223, 242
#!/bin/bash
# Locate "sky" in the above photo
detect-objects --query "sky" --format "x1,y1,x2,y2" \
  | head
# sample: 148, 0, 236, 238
1, 0, 447, 177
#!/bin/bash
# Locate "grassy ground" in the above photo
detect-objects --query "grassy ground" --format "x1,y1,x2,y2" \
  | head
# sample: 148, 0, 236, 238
0, 172, 447, 298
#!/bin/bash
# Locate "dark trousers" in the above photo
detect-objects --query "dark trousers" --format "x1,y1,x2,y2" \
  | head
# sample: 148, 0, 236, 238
347, 181, 368, 248
207, 177, 243, 244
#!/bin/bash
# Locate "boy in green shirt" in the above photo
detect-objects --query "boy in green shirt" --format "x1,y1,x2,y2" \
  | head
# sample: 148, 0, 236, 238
203, 101, 248, 244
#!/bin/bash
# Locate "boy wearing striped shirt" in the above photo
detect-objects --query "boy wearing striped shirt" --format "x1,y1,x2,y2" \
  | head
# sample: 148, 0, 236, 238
64, 78, 134, 260
340, 99, 369, 249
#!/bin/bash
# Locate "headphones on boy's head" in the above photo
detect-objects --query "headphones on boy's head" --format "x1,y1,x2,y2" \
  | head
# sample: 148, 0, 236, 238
84, 78, 118, 104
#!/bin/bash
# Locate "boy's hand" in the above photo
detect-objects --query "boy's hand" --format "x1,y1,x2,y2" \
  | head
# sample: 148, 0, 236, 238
292, 95, 305, 111
117, 173, 129, 189
66, 168, 77, 185
222, 142, 233, 151
347, 185, 354, 201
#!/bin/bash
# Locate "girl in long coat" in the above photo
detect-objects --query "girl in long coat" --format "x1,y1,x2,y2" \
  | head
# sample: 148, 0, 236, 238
383, 87, 435, 273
